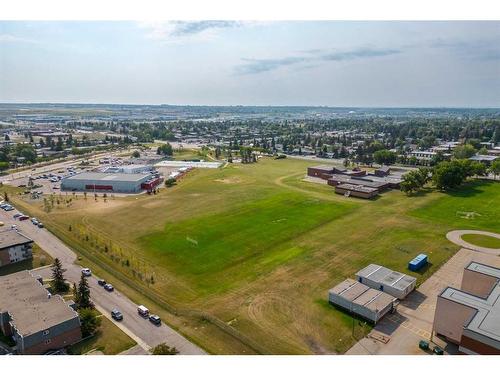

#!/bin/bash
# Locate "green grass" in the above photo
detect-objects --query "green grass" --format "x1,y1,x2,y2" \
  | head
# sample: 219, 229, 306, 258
461, 234, 500, 249
6, 157, 500, 354
68, 317, 135, 355
142, 191, 356, 294
411, 180, 500, 232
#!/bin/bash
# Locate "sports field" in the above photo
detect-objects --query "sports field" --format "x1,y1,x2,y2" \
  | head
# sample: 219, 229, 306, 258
7, 157, 500, 354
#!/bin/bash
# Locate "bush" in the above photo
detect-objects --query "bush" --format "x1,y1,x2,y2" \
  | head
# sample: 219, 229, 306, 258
150, 342, 179, 355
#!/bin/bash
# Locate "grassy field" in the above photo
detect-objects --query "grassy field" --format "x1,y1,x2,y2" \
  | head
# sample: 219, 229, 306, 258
68, 317, 136, 355
5, 157, 500, 354
461, 233, 500, 249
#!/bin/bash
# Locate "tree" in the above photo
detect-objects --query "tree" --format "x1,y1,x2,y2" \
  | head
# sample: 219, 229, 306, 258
77, 274, 93, 309
3, 192, 8, 202
72, 282, 80, 304
164, 177, 176, 187
452, 144, 475, 160
400, 168, 430, 195
150, 343, 179, 355
373, 150, 397, 165
79, 308, 102, 337
489, 159, 500, 180
157, 143, 173, 156
132, 150, 140, 158
51, 258, 69, 293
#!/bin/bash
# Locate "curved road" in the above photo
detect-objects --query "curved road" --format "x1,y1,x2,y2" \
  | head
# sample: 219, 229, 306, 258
446, 230, 500, 256
0, 207, 205, 355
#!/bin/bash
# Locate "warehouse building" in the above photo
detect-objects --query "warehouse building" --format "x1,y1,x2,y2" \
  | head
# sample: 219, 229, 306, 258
328, 278, 396, 324
0, 230, 33, 268
433, 262, 500, 355
356, 264, 416, 299
61, 172, 154, 193
0, 270, 81, 354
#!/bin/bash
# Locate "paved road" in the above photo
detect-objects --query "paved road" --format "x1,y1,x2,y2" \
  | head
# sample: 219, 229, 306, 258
446, 230, 500, 255
0, 208, 205, 355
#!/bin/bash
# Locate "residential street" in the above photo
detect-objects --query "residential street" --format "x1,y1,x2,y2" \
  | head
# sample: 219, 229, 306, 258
0, 207, 206, 355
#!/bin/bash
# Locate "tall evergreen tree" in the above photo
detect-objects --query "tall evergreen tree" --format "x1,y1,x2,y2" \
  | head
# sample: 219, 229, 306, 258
51, 258, 68, 292
77, 274, 93, 309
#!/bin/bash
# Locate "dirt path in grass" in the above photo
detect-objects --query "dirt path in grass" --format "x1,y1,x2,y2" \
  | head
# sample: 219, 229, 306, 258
446, 230, 500, 255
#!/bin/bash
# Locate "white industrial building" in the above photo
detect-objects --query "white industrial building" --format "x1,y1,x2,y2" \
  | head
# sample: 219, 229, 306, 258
355, 264, 416, 299
61, 172, 154, 193
328, 278, 396, 323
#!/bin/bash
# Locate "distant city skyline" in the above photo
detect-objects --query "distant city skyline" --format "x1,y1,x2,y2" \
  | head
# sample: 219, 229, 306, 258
1, 21, 499, 107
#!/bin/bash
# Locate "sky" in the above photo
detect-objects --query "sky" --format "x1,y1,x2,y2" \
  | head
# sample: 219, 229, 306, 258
0, 21, 499, 107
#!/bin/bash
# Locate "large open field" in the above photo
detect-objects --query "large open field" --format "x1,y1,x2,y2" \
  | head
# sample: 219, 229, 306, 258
6, 157, 500, 354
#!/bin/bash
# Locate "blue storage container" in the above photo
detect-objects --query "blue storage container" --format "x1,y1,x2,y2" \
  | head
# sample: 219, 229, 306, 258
408, 253, 428, 271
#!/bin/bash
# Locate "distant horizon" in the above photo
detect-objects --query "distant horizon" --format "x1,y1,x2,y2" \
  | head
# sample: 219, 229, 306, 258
1, 102, 499, 110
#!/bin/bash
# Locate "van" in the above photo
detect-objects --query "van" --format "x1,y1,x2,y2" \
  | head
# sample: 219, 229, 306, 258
137, 305, 149, 317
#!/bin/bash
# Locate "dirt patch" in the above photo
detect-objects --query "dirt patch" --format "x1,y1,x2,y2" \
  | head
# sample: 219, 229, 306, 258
214, 177, 243, 184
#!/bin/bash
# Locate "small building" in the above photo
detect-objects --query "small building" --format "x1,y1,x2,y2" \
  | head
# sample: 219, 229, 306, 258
61, 172, 152, 193
335, 183, 379, 199
307, 165, 335, 180
433, 262, 500, 355
356, 264, 416, 299
328, 278, 396, 324
0, 230, 34, 268
0, 270, 81, 354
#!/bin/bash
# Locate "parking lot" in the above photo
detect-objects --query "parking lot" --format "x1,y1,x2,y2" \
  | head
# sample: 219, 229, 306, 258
346, 247, 500, 355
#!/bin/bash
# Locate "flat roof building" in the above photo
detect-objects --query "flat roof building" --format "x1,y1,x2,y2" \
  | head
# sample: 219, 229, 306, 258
61, 172, 152, 193
356, 264, 416, 299
335, 183, 379, 199
0, 270, 81, 354
433, 262, 500, 355
328, 278, 396, 324
0, 229, 34, 268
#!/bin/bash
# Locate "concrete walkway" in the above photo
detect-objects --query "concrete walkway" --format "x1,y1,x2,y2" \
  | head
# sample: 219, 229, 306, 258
446, 230, 500, 255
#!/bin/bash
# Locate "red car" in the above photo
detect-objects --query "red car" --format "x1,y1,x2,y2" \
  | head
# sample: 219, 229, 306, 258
19, 215, 30, 221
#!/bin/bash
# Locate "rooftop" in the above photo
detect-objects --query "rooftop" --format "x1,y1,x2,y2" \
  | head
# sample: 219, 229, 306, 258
356, 264, 416, 292
0, 229, 33, 250
336, 183, 378, 194
64, 172, 150, 182
0, 270, 79, 337
329, 279, 396, 313
440, 262, 500, 348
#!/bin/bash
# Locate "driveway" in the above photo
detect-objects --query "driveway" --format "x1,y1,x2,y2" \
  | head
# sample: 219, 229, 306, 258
346, 247, 500, 355
0, 208, 205, 355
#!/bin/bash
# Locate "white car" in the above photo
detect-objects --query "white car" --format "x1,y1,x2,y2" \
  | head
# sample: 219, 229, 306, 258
81, 268, 92, 277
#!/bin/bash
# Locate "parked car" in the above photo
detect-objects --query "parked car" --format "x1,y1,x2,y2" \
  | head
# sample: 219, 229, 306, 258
5, 207, 14, 211
104, 284, 114, 292
11, 224, 17, 230
97, 279, 106, 286
31, 218, 39, 225
19, 215, 29, 221
111, 309, 123, 321
149, 315, 161, 325
37, 222, 44, 228
137, 305, 149, 317
433, 346, 444, 355
13, 213, 22, 219
81, 268, 92, 277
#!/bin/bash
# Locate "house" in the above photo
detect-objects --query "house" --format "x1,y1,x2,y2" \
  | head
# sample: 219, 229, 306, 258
433, 262, 500, 355
0, 230, 34, 268
0, 270, 81, 354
